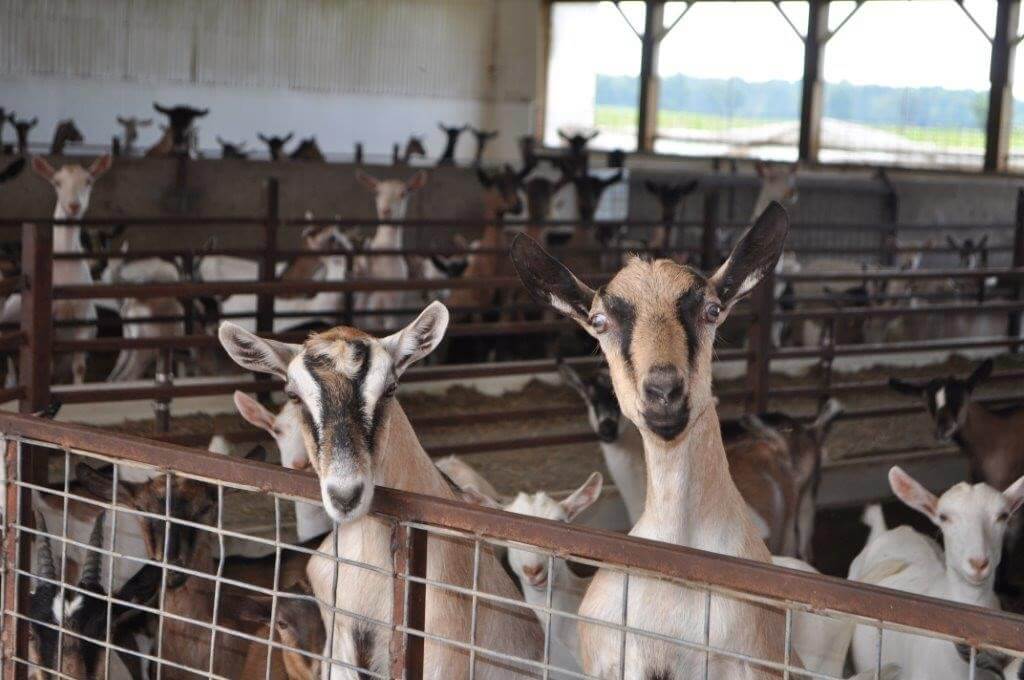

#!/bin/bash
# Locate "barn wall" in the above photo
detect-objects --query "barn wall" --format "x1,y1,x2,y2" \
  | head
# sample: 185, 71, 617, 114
0, 0, 541, 162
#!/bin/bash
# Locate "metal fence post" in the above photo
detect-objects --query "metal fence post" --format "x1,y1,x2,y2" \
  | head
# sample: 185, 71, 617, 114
256, 179, 279, 401
6, 222, 53, 679
1010, 188, 1024, 345
746, 269, 775, 414
701, 160, 721, 270
390, 523, 427, 680
877, 169, 900, 268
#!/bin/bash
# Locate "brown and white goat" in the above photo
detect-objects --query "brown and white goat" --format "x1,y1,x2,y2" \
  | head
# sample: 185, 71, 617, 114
218, 303, 543, 679
512, 203, 795, 678
239, 582, 327, 680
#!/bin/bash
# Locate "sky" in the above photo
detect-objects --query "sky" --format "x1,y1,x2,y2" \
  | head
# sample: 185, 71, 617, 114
573, 0, 1003, 93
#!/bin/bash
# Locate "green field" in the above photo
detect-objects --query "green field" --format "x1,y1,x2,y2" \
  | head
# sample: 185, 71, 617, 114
593, 104, 1024, 151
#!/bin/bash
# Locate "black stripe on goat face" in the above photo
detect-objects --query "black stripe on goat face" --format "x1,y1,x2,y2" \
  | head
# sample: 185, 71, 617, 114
137, 479, 214, 588
286, 327, 399, 523
29, 579, 108, 678
924, 378, 968, 443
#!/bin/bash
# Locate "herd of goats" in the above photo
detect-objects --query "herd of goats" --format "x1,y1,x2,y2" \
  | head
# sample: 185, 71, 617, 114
1, 106, 1023, 680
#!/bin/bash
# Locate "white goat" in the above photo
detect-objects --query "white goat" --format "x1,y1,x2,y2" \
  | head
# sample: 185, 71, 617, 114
2, 155, 112, 385
352, 170, 427, 331
462, 472, 603, 678
232, 390, 333, 543
849, 466, 1024, 679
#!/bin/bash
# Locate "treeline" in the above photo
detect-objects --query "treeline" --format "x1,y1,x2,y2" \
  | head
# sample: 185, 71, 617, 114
596, 74, 1009, 129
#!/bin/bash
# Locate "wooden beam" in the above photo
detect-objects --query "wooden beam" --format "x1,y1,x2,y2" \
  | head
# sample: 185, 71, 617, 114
637, 1, 665, 152
984, 0, 1020, 172
798, 2, 829, 163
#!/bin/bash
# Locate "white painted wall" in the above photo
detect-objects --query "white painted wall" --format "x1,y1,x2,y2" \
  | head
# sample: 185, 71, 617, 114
0, 0, 540, 162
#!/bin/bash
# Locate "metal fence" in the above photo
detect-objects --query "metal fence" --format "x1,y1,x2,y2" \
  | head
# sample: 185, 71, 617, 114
0, 412, 1022, 680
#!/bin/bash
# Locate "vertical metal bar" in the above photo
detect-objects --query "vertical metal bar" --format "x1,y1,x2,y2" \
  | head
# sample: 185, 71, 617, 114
617, 572, 629, 680
19, 221, 53, 414
747, 268, 775, 414
263, 496, 283, 680
701, 160, 721, 271
782, 608, 792, 680
257, 179, 279, 403
702, 589, 711, 680
1009, 188, 1024, 344
154, 474, 173, 680
468, 539, 482, 679
637, 1, 665, 153
798, 2, 828, 163
206, 484, 226, 676
390, 522, 409, 679
1, 439, 24, 680
984, 0, 1021, 172
542, 552, 555, 680
102, 464, 120, 679
405, 527, 428, 680
877, 169, 900, 268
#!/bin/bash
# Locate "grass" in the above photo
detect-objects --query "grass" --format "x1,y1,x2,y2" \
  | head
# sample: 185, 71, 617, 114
592, 105, 1024, 151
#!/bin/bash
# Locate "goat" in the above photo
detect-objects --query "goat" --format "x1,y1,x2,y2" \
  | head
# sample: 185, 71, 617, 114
51, 119, 83, 155
8, 113, 38, 154
216, 136, 249, 159
218, 302, 544, 678
1, 155, 112, 385
144, 125, 174, 157
75, 454, 264, 679
557, 128, 597, 175
643, 179, 699, 259
512, 204, 799, 678
889, 359, 1024, 592
470, 127, 499, 166
558, 360, 842, 557
437, 122, 468, 165
152, 103, 209, 155
115, 116, 152, 157
435, 455, 502, 503
352, 169, 428, 331
232, 390, 333, 543
257, 132, 294, 161
953, 644, 1023, 679
463, 473, 604, 677
849, 466, 1024, 679
290, 137, 325, 162
239, 582, 327, 680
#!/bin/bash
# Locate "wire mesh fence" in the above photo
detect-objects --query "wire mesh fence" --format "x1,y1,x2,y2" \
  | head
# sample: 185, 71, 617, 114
1, 414, 1023, 679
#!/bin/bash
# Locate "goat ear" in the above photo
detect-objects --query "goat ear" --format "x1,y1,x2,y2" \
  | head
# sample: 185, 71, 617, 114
888, 377, 924, 397
354, 169, 379, 192
1003, 475, 1024, 517
406, 169, 428, 192
510, 233, 596, 334
556, 359, 586, 396
75, 463, 137, 504
888, 466, 939, 522
709, 202, 789, 313
966, 359, 993, 392
88, 154, 112, 178
382, 301, 449, 375
946, 235, 960, 251
459, 486, 502, 510
233, 391, 276, 434
31, 156, 56, 181
560, 472, 603, 522
218, 322, 300, 379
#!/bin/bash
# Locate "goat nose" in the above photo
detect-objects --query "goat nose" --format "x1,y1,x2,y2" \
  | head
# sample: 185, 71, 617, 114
643, 368, 684, 405
969, 557, 990, 572
67, 202, 81, 215
325, 481, 365, 518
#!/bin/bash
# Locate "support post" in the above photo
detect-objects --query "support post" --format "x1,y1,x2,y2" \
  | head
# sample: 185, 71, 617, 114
1009, 188, 1024, 344
798, 2, 829, 163
985, 0, 1021, 172
747, 269, 775, 414
7, 222, 53, 680
404, 527, 428, 679
877, 170, 900, 268
256, 179, 279, 401
701, 160, 722, 270
637, 1, 666, 153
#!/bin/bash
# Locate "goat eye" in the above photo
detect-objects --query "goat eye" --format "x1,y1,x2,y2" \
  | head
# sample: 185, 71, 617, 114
384, 383, 398, 398
286, 391, 300, 404
590, 313, 609, 334
703, 302, 721, 324
938, 513, 950, 523
998, 512, 1010, 522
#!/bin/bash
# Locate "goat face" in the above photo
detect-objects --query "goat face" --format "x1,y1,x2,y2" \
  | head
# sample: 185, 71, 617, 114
29, 514, 107, 680
31, 155, 112, 219
513, 203, 788, 444
888, 359, 993, 443
76, 466, 214, 587
558, 362, 621, 443
890, 466, 1024, 587
355, 169, 427, 220
219, 302, 449, 523
476, 166, 523, 217
755, 161, 799, 208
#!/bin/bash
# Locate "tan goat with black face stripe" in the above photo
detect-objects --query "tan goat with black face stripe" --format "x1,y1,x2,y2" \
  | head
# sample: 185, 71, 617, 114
512, 203, 795, 679
218, 302, 543, 680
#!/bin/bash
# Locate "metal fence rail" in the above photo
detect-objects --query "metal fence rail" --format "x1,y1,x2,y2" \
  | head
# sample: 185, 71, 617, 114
0, 413, 1021, 680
